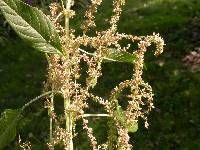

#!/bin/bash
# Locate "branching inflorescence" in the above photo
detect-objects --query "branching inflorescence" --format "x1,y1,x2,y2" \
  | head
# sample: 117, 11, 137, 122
44, 0, 164, 149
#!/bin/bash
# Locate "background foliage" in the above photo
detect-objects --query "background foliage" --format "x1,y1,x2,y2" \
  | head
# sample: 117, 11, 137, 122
0, 0, 200, 149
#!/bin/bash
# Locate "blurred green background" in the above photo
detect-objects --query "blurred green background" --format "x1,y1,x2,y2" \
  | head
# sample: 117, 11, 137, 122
0, 0, 200, 149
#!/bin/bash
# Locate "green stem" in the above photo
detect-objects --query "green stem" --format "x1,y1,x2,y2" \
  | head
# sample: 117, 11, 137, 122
65, 0, 71, 36
21, 90, 59, 147
49, 93, 54, 145
82, 114, 110, 117
64, 93, 73, 150
45, 54, 55, 146
64, 0, 73, 149
21, 90, 59, 148
21, 91, 59, 111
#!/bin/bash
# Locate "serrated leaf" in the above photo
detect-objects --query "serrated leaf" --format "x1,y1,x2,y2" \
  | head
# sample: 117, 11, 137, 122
0, 0, 62, 54
103, 48, 135, 63
0, 109, 22, 150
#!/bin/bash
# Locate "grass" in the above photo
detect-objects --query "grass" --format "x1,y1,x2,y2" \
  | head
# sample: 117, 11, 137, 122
0, 0, 200, 149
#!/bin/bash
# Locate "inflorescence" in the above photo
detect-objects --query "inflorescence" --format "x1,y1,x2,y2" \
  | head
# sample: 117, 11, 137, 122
44, 0, 165, 149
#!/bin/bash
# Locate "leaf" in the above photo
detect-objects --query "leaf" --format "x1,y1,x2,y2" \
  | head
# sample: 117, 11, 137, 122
0, 0, 62, 54
103, 48, 135, 63
0, 109, 22, 150
127, 121, 138, 133
79, 48, 135, 63
115, 106, 138, 133
114, 106, 126, 126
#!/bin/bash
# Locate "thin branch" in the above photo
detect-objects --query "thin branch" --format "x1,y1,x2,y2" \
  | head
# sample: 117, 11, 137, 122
82, 114, 110, 117
21, 90, 60, 111
78, 48, 117, 62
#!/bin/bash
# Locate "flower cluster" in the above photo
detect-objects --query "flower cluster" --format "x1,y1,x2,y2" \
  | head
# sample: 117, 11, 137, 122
45, 0, 165, 149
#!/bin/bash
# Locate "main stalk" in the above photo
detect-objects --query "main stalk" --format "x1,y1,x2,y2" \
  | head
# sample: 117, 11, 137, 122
64, 0, 73, 149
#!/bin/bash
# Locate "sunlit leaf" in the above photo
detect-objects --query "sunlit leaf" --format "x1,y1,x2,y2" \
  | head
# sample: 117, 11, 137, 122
0, 0, 62, 54
103, 48, 135, 63
127, 121, 138, 133
79, 48, 135, 63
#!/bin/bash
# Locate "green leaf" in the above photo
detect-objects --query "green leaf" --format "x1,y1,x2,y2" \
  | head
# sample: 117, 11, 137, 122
127, 121, 138, 133
115, 106, 138, 133
103, 48, 135, 63
114, 106, 126, 126
0, 0, 62, 54
79, 48, 135, 63
0, 109, 22, 150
